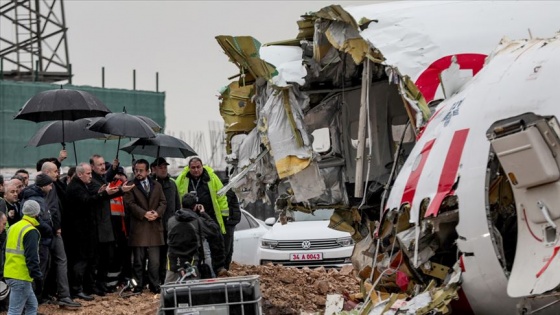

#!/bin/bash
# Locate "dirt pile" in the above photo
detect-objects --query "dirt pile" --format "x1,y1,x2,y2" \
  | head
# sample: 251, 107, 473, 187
30, 262, 360, 315
229, 262, 360, 314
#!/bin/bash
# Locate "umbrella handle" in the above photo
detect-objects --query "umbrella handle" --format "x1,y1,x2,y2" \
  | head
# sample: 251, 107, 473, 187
116, 136, 121, 160
61, 142, 66, 150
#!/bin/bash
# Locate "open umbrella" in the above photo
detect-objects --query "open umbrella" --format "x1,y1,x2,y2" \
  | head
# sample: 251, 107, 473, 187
95, 115, 162, 140
138, 116, 162, 133
26, 118, 108, 165
120, 134, 197, 158
86, 111, 156, 159
14, 88, 111, 150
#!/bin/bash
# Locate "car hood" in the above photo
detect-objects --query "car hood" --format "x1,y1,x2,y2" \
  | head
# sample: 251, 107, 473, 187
262, 220, 350, 241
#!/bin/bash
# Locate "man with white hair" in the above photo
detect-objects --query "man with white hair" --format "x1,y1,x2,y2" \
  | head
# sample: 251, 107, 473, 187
0, 180, 21, 227
66, 163, 133, 300
4, 200, 43, 315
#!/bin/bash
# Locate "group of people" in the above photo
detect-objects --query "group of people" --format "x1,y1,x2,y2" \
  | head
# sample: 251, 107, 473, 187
0, 150, 241, 314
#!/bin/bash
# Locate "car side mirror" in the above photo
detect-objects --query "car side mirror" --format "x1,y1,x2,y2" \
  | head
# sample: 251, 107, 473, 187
264, 217, 276, 226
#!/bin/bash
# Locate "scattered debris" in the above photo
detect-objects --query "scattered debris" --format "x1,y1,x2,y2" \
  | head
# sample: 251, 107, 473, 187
33, 262, 360, 315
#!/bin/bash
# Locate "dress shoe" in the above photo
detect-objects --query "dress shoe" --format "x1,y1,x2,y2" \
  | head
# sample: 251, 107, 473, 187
38, 298, 50, 305
96, 283, 115, 293
58, 297, 82, 307
105, 285, 117, 293
149, 285, 160, 294
132, 286, 143, 294
90, 286, 106, 296
72, 292, 94, 301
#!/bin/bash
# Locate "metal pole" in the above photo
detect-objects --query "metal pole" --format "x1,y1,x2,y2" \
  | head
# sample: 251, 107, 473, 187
102, 67, 105, 88
0, 58, 3, 80
68, 64, 72, 84
354, 61, 371, 198
133, 69, 136, 90
34, 60, 39, 81
156, 72, 159, 92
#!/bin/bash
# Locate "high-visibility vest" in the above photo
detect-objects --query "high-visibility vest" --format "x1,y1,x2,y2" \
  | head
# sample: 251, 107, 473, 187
109, 179, 127, 236
110, 180, 125, 216
4, 216, 40, 282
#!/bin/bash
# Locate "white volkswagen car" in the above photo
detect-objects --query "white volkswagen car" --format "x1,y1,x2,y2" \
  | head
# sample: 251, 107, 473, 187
257, 209, 354, 267
232, 209, 270, 265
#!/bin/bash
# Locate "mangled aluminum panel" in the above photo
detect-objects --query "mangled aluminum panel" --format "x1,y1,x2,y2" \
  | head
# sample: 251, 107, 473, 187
255, 83, 325, 202
228, 128, 278, 205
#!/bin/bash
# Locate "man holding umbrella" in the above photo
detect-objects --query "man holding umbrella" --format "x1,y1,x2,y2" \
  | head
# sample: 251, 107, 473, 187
89, 154, 125, 295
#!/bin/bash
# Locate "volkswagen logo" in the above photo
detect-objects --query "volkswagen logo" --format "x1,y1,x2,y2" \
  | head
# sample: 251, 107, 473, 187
301, 240, 311, 250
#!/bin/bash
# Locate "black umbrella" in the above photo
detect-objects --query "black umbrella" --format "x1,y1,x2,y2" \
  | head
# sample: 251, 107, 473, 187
86, 111, 156, 159
138, 116, 162, 133
96, 115, 161, 140
14, 88, 111, 122
120, 134, 197, 158
14, 88, 111, 151
26, 118, 108, 165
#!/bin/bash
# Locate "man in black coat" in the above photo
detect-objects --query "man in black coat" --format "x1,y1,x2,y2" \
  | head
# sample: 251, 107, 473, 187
20, 173, 55, 303
65, 163, 133, 301
151, 157, 180, 283
89, 154, 120, 294
220, 177, 241, 270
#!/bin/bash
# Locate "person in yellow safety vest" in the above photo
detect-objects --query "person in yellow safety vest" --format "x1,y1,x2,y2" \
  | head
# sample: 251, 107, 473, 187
4, 200, 43, 315
175, 157, 229, 234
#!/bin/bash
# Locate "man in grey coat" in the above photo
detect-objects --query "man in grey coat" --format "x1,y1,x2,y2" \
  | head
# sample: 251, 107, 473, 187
124, 159, 167, 294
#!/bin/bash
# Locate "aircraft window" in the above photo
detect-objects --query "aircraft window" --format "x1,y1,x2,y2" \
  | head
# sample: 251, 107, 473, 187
312, 127, 331, 153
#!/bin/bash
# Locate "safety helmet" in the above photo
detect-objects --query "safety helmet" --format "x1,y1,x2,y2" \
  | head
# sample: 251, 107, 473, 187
0, 281, 10, 300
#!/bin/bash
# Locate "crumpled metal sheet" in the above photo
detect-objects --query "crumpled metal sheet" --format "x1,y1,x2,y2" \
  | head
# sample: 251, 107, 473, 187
231, 128, 278, 205
256, 84, 312, 177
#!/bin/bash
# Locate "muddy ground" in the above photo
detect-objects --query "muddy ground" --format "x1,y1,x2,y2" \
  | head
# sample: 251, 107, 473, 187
23, 262, 360, 315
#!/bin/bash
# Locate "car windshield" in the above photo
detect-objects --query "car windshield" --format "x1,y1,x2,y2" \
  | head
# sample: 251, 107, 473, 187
292, 209, 333, 222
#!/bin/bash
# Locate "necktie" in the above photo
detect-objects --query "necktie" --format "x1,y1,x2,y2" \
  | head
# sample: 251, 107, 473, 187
143, 181, 150, 193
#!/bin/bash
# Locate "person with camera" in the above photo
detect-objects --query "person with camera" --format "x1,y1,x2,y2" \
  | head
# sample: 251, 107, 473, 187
165, 193, 225, 283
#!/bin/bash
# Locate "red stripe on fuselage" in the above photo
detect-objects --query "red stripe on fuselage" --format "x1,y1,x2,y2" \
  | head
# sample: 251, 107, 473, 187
401, 139, 436, 205
425, 128, 470, 217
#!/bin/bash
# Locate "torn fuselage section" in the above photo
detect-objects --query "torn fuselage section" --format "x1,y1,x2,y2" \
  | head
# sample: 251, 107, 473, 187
217, 5, 424, 231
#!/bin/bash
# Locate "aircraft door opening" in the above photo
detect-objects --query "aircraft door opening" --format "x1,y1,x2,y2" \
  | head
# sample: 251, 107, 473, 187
487, 113, 560, 297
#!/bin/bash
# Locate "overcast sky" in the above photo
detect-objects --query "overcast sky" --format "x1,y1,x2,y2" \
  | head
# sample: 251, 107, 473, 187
63, 1, 373, 143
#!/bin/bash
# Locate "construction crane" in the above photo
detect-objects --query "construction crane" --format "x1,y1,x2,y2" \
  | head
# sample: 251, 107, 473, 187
0, 0, 71, 82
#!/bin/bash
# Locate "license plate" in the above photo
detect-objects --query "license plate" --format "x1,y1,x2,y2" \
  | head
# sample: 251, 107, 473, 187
290, 252, 323, 261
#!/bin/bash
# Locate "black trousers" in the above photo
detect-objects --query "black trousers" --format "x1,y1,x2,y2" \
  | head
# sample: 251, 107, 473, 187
132, 246, 160, 288
223, 226, 235, 269
159, 229, 168, 284
96, 241, 115, 285
110, 216, 132, 281
68, 238, 96, 294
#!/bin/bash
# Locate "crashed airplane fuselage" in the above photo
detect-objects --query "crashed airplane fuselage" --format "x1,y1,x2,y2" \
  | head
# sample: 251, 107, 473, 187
215, 1, 560, 314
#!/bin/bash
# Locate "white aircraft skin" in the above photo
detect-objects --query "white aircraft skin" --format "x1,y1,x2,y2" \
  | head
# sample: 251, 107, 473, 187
385, 36, 560, 314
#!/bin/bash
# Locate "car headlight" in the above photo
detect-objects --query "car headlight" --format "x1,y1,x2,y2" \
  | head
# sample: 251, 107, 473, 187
336, 237, 354, 247
260, 239, 278, 249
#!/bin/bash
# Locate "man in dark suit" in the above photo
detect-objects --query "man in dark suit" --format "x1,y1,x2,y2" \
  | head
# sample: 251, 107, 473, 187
123, 159, 167, 294
65, 163, 133, 300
